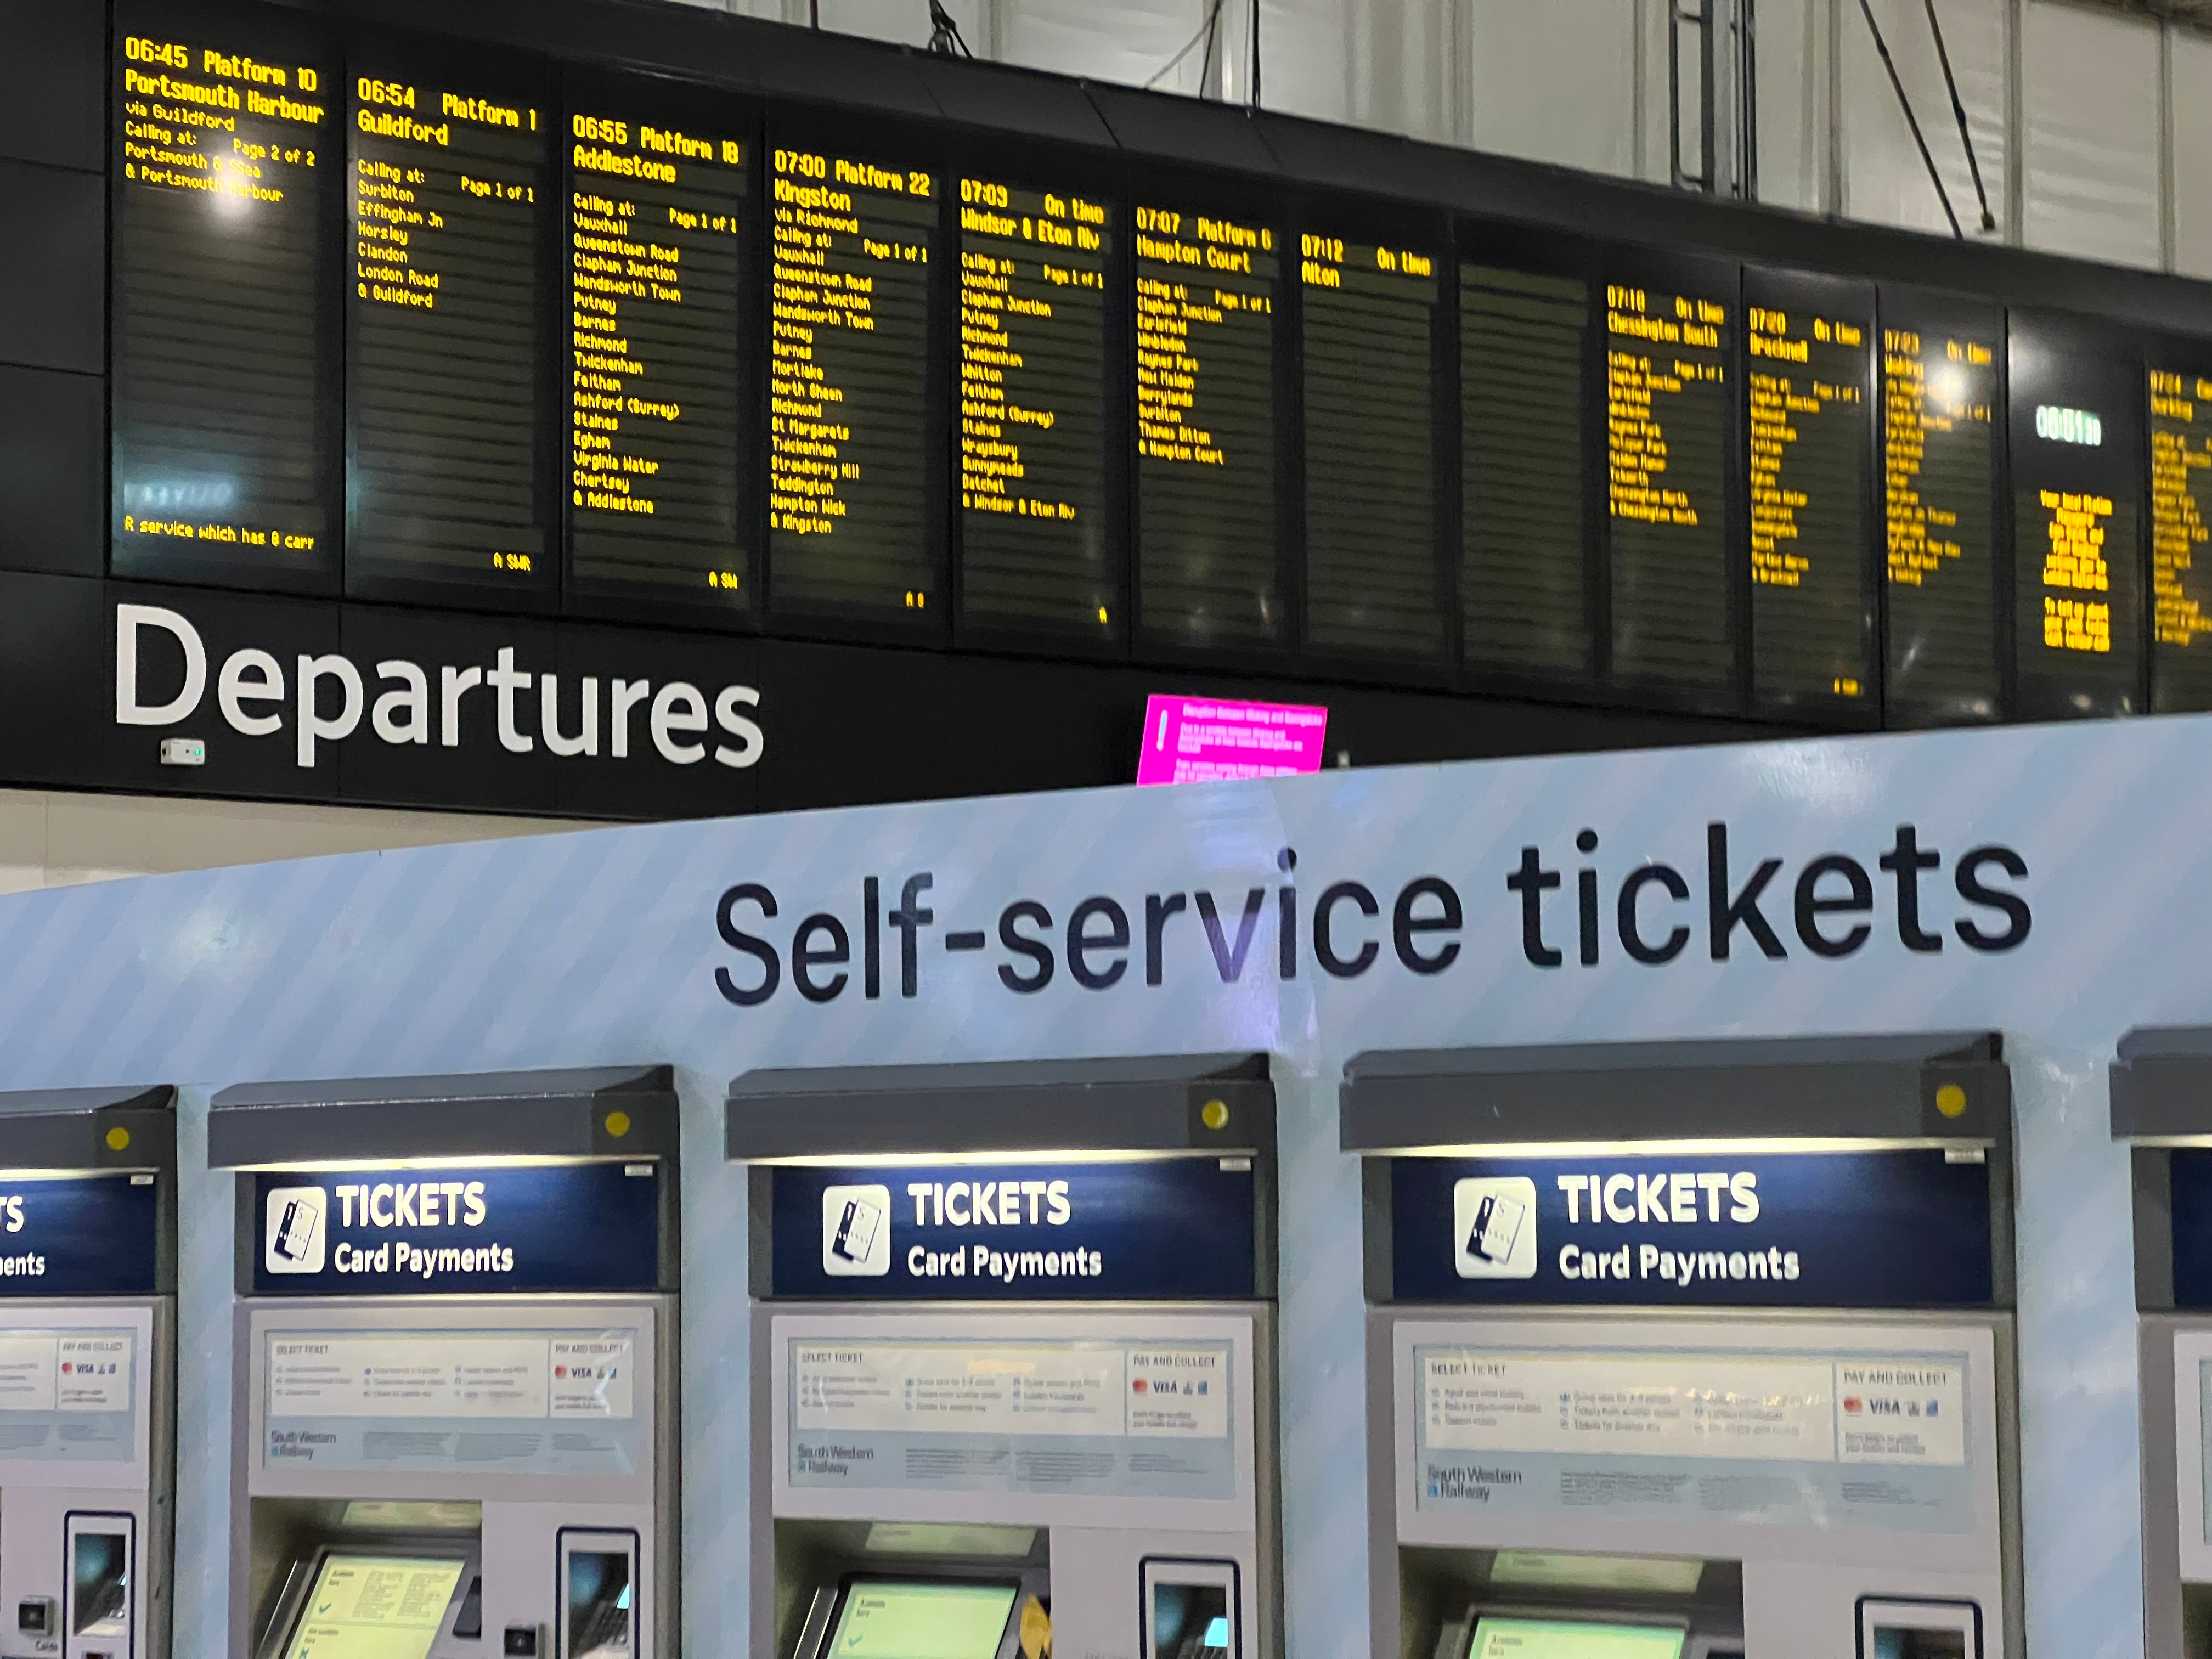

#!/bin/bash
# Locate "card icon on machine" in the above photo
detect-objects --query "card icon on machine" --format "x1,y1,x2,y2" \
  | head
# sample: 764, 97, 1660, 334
1453, 1177, 1537, 1279
822, 1185, 892, 1276
266, 1187, 328, 1276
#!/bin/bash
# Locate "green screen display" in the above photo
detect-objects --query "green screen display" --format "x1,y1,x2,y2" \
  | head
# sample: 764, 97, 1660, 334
281, 1554, 464, 1659
1470, 1618, 1686, 1659
830, 1581, 1018, 1658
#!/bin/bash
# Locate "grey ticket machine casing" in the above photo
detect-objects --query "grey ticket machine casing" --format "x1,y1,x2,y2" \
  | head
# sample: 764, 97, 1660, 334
727, 1055, 1283, 1659
0, 1086, 176, 1659
208, 1068, 679, 1659
2110, 1026, 2212, 1656
1343, 1035, 2023, 1659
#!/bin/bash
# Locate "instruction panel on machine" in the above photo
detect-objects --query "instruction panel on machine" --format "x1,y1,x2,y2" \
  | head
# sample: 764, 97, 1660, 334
1413, 1344, 1977, 1535
787, 1338, 1236, 1502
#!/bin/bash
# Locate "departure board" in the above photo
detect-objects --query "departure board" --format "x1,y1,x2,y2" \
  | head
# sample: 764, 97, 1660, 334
1743, 271, 1875, 712
112, 12, 336, 589
1135, 205, 1282, 648
1881, 295, 2001, 724
768, 144, 936, 624
1605, 261, 1736, 695
347, 59, 551, 601
2151, 360, 2212, 711
565, 108, 749, 616
1462, 258, 1592, 680
1301, 233, 1443, 662
957, 177, 1114, 640
2010, 332, 2143, 718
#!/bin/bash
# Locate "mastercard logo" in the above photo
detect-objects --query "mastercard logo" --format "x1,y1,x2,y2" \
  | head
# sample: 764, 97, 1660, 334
1843, 1397, 1863, 1413
1132, 1379, 1148, 1393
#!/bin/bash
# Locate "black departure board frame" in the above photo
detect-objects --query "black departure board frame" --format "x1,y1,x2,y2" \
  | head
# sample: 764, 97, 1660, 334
87, 0, 2212, 765
342, 28, 559, 611
2148, 332, 2212, 714
560, 67, 760, 630
1878, 284, 2007, 727
1293, 188, 1456, 686
1600, 245, 1746, 715
760, 105, 950, 645
2009, 311, 2149, 721
111, 0, 343, 595
1454, 221, 1604, 699
938, 128, 1131, 660
1128, 162, 1295, 669
1741, 264, 1879, 727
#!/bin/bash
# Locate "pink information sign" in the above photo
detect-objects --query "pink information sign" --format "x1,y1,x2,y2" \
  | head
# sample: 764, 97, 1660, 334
1136, 695, 1330, 785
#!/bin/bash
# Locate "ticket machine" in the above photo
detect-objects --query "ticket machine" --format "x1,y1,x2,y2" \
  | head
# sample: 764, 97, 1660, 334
726, 1054, 1282, 1659
1342, 1035, 2022, 1659
0, 1084, 174, 1659
207, 1068, 678, 1659
2110, 1025, 2212, 1655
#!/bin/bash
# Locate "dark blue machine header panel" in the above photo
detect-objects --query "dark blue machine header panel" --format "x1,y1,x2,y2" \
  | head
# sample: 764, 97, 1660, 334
1391, 1150, 1994, 1308
251, 1164, 661, 1295
0, 1174, 160, 1297
771, 1159, 1256, 1300
2165, 1150, 2212, 1309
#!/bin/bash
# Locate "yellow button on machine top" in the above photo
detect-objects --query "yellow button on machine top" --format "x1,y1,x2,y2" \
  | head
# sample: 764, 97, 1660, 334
104, 1126, 131, 1152
604, 1110, 631, 1138
1934, 1084, 1968, 1119
1200, 1098, 1229, 1132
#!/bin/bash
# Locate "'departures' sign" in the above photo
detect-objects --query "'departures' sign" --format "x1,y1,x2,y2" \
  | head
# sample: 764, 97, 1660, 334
770, 1159, 1256, 1301
1391, 1150, 1995, 1309
251, 1164, 660, 1295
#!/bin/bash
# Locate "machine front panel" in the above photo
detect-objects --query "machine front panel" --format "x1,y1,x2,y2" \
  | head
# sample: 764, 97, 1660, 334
763, 1304, 1272, 1659
235, 1297, 670, 1659
1384, 1311, 2010, 1659
0, 1298, 169, 1659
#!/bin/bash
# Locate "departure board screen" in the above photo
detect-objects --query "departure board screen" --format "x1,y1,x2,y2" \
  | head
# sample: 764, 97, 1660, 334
957, 177, 1114, 640
2010, 332, 2143, 718
1301, 233, 1443, 662
112, 12, 336, 589
1605, 261, 1735, 695
565, 108, 749, 616
768, 144, 936, 624
1743, 270, 1875, 713
1882, 295, 2001, 724
347, 58, 551, 600
1135, 205, 1282, 648
1462, 257, 1592, 680
2151, 361, 2212, 711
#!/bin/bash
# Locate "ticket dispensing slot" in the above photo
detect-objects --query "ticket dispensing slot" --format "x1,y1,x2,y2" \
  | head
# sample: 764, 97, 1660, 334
1341, 1035, 2021, 1659
2107, 1026, 2212, 1656
0, 1085, 177, 1659
208, 1068, 679, 1659
727, 1054, 1283, 1659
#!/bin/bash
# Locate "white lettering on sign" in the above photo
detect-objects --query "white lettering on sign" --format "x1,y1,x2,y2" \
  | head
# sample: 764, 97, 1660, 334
114, 603, 765, 771
1555, 1171, 1761, 1224
904, 1180, 1073, 1226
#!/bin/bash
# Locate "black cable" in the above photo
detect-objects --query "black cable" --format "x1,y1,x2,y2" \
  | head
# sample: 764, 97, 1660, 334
926, 0, 973, 57
1144, 0, 1226, 92
1922, 0, 1996, 232
1250, 0, 1261, 108
1197, 0, 1222, 94
1855, 0, 1963, 238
